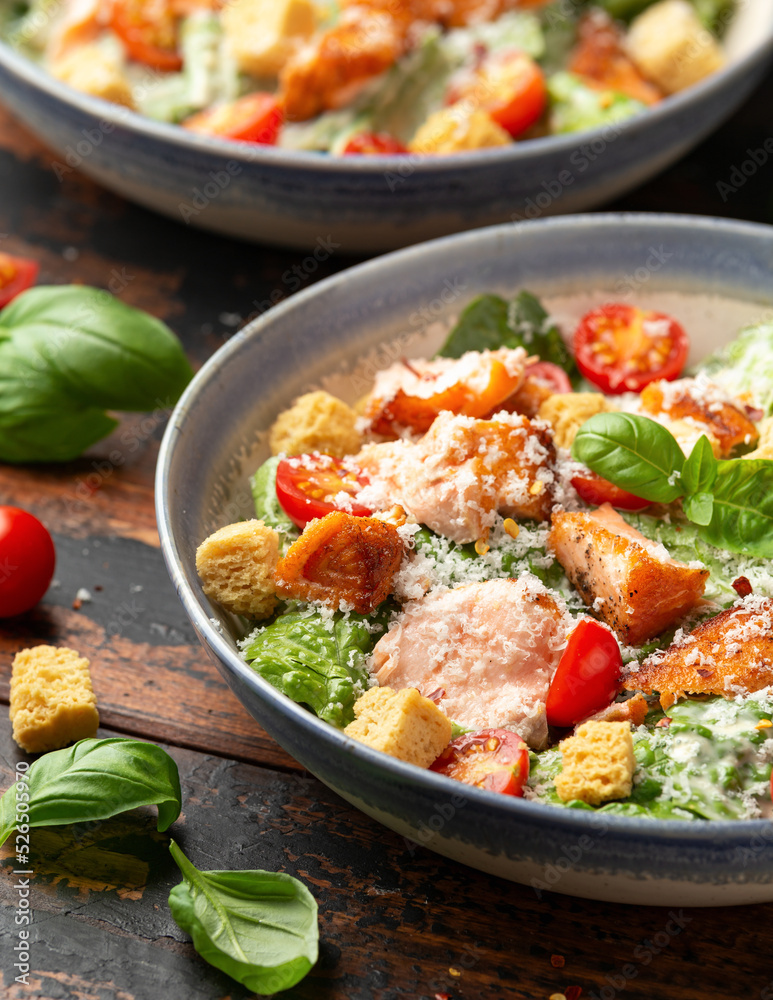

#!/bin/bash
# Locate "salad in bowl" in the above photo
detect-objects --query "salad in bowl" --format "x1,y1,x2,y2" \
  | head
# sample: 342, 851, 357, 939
0, 0, 738, 152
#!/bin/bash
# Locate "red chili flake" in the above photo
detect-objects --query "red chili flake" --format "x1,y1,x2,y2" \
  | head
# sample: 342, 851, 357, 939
72, 598, 82, 610
435, 994, 452, 1000
732, 576, 753, 598
655, 717, 672, 728
424, 688, 446, 705
565, 987, 583, 1000
696, 668, 714, 678
550, 955, 566, 968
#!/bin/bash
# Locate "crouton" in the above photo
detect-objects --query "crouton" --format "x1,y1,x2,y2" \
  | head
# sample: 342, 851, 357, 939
196, 520, 279, 618
274, 510, 403, 613
344, 686, 452, 767
537, 392, 614, 449
408, 108, 511, 154
548, 504, 708, 645
222, 0, 318, 78
745, 417, 773, 460
10, 645, 99, 753
640, 378, 757, 457
269, 390, 361, 458
554, 720, 635, 806
626, 0, 725, 94
630, 595, 773, 705
51, 43, 135, 108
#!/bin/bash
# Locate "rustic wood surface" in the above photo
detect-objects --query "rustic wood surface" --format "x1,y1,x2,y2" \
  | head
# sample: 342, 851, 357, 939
1, 59, 773, 1000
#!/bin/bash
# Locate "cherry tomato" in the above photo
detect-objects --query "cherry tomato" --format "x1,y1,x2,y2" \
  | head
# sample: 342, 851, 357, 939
525, 360, 572, 395
275, 455, 372, 530
430, 728, 529, 796
573, 304, 689, 394
0, 253, 39, 309
111, 0, 182, 70
184, 94, 283, 144
0, 506, 56, 618
448, 50, 547, 139
571, 473, 649, 511
546, 619, 623, 728
342, 131, 408, 155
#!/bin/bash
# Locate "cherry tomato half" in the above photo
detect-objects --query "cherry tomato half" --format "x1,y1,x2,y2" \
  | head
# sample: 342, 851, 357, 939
111, 0, 182, 70
275, 455, 372, 530
525, 360, 572, 395
448, 50, 547, 139
571, 473, 649, 511
573, 304, 689, 394
546, 619, 623, 728
0, 253, 39, 309
342, 131, 408, 155
0, 506, 56, 618
184, 93, 283, 144
430, 728, 529, 796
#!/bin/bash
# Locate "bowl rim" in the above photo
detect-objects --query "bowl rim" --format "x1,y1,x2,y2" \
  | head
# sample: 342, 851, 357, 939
2, 10, 773, 174
157, 211, 773, 845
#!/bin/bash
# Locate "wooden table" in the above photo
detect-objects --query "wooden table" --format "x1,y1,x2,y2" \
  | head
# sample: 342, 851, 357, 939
2, 66, 773, 999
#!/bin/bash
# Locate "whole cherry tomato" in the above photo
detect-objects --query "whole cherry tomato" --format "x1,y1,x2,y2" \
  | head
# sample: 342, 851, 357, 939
0, 506, 56, 617
0, 253, 39, 308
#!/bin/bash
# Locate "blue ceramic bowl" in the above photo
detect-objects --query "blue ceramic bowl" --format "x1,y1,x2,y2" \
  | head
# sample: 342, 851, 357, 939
157, 213, 773, 905
2, 5, 773, 252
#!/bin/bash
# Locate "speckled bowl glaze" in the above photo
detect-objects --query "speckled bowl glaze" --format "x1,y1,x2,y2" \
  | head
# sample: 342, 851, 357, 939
2, 4, 773, 251
158, 214, 773, 905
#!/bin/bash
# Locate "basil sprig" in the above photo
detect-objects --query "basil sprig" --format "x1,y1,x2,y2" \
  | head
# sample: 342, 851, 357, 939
0, 286, 193, 463
573, 413, 773, 557
0, 738, 182, 846
168, 840, 318, 995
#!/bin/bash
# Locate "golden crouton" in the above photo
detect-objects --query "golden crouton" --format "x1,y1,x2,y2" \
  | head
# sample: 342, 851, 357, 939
269, 390, 361, 458
10, 646, 99, 753
626, 0, 725, 94
408, 108, 511, 154
344, 687, 452, 768
745, 417, 773, 460
537, 393, 614, 450
196, 520, 279, 618
52, 43, 135, 108
222, 0, 318, 78
554, 721, 635, 806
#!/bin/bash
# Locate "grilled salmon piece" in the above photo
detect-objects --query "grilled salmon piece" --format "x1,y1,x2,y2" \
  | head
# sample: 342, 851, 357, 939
372, 576, 571, 749
363, 348, 527, 438
274, 510, 403, 613
640, 377, 759, 457
548, 504, 708, 645
356, 411, 555, 544
629, 595, 773, 703
569, 8, 662, 105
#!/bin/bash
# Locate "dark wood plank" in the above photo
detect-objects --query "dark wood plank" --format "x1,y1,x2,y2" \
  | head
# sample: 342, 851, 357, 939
2, 726, 773, 1000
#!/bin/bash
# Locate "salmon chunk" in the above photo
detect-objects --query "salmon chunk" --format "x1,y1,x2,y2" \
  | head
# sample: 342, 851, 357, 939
274, 510, 404, 613
548, 504, 708, 645
640, 376, 758, 457
372, 576, 571, 749
630, 595, 773, 703
355, 411, 555, 544
363, 348, 527, 438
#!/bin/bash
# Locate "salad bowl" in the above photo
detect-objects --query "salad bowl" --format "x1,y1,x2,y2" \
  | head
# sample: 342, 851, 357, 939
157, 213, 773, 906
1, 2, 773, 252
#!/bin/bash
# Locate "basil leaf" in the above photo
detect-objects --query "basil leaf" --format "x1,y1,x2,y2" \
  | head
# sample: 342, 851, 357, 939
168, 840, 318, 996
572, 413, 686, 503
683, 491, 714, 527
240, 605, 389, 727
250, 457, 299, 548
701, 459, 773, 556
438, 290, 578, 381
0, 286, 193, 463
0, 738, 181, 847
681, 435, 718, 496
437, 294, 512, 358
